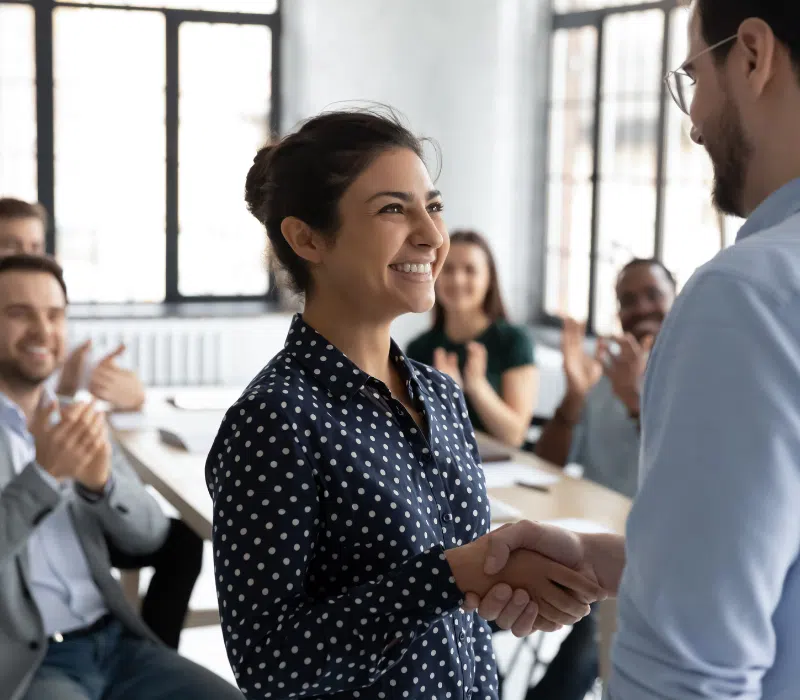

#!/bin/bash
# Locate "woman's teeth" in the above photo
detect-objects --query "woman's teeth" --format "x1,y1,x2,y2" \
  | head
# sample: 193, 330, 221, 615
390, 263, 432, 274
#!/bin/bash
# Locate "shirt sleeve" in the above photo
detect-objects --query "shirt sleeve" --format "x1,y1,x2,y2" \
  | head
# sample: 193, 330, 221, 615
610, 271, 800, 699
503, 325, 536, 368
206, 399, 465, 699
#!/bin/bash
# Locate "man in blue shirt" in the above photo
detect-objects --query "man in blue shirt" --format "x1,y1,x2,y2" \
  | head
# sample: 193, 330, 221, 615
527, 258, 675, 700
476, 0, 800, 697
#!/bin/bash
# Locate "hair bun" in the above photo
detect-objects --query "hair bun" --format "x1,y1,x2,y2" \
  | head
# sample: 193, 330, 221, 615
245, 143, 279, 222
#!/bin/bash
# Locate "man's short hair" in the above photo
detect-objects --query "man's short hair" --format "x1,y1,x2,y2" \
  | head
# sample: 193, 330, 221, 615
697, 0, 800, 82
0, 254, 68, 302
618, 258, 677, 290
0, 197, 48, 226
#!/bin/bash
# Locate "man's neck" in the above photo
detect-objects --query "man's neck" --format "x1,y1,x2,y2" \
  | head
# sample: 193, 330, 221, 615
0, 378, 44, 422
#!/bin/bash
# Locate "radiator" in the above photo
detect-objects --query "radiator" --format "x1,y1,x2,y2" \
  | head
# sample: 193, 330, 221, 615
69, 323, 224, 387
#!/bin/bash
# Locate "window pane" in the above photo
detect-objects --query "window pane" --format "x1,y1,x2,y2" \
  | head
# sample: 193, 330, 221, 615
662, 7, 741, 290
0, 4, 37, 201
178, 22, 271, 297
59, 0, 277, 12
554, 0, 649, 12
54, 8, 166, 302
545, 27, 598, 321
593, 9, 663, 335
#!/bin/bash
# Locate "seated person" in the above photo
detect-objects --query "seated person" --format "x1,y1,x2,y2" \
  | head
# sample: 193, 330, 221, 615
0, 197, 202, 650
0, 254, 241, 700
527, 257, 677, 700
407, 229, 538, 447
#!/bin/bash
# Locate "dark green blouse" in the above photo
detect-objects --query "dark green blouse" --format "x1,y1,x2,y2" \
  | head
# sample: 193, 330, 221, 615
406, 320, 535, 434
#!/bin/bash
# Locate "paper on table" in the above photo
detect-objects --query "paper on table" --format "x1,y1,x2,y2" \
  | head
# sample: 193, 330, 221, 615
542, 518, 616, 534
155, 412, 225, 454
482, 461, 560, 489
489, 497, 522, 522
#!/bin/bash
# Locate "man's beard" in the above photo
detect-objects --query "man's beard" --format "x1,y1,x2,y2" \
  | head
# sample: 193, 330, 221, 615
0, 358, 51, 390
706, 93, 752, 218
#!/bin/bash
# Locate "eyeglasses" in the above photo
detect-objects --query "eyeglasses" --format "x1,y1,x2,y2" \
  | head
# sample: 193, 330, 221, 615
664, 35, 737, 114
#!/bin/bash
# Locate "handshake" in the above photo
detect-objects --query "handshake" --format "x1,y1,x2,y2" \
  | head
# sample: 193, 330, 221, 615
444, 521, 625, 636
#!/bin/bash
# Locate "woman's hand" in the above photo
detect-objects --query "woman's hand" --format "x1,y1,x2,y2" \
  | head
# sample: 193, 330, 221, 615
433, 347, 464, 387
445, 533, 604, 636
463, 342, 489, 394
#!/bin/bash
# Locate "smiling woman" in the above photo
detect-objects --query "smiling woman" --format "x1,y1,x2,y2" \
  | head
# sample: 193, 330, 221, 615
205, 109, 602, 700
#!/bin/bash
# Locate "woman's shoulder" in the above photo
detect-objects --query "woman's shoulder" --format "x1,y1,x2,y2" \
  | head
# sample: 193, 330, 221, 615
405, 326, 443, 362
484, 320, 535, 364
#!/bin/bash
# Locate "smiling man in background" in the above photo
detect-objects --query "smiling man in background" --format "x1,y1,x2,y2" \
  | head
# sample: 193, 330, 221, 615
0, 197, 203, 651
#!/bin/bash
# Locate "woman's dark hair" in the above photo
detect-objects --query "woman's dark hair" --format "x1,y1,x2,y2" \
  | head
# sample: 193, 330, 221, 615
245, 108, 429, 295
698, 0, 800, 79
0, 254, 68, 301
432, 229, 508, 329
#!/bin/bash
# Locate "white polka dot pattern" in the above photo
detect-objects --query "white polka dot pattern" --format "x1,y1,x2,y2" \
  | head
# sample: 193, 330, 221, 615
206, 314, 498, 699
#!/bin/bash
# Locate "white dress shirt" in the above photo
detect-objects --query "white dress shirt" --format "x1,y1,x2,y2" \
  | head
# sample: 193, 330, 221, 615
0, 391, 108, 636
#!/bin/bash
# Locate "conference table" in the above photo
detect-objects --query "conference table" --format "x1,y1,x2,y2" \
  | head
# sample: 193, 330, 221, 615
112, 387, 631, 681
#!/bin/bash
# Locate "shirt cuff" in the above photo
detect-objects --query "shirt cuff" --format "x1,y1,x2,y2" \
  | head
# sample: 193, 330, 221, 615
75, 473, 116, 503
32, 462, 61, 492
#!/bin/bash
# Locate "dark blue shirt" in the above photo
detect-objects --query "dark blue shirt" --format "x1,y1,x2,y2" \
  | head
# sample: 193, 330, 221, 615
206, 315, 498, 700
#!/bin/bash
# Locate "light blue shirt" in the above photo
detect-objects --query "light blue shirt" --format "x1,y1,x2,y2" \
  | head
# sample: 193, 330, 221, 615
569, 375, 640, 499
610, 178, 800, 699
0, 392, 108, 636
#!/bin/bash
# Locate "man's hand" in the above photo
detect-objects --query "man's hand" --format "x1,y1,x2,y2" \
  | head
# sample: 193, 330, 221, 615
433, 347, 464, 387
562, 318, 602, 400
599, 334, 653, 415
445, 532, 605, 636
88, 344, 146, 412
29, 399, 106, 482
483, 520, 624, 594
76, 416, 112, 493
55, 339, 92, 398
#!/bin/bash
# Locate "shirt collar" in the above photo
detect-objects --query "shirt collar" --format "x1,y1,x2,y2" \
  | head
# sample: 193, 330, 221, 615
737, 177, 800, 242
0, 387, 56, 444
284, 314, 422, 404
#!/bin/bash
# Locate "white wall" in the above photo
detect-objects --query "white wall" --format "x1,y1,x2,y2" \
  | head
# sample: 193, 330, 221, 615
281, 0, 552, 340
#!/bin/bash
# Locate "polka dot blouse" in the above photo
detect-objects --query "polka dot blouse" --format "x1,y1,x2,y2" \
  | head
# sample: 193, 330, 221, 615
206, 315, 498, 699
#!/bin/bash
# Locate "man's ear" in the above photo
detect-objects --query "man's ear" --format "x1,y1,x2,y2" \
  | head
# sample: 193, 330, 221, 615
281, 216, 325, 265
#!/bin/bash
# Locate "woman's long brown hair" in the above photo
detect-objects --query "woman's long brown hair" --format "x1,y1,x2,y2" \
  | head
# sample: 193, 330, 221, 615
433, 229, 509, 329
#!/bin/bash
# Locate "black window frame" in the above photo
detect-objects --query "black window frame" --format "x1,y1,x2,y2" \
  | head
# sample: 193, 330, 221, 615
1, 0, 281, 304
542, 0, 684, 333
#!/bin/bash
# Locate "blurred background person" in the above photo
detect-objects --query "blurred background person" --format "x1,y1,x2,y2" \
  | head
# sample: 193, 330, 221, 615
407, 230, 538, 447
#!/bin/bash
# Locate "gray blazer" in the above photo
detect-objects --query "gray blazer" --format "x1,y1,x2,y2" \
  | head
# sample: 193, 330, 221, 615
0, 429, 170, 700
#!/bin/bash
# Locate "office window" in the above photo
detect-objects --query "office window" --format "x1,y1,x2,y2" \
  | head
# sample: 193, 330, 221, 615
178, 22, 272, 297
545, 1, 737, 332
544, 26, 598, 321
661, 6, 741, 287
60, 0, 277, 11
54, 7, 166, 302
0, 4, 37, 201
0, 0, 279, 303
592, 9, 662, 334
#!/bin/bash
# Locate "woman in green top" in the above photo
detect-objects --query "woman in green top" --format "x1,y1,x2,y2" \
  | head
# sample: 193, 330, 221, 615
407, 230, 538, 447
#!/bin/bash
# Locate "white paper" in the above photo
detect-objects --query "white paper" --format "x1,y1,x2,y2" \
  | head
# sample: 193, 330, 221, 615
154, 412, 226, 454
542, 518, 615, 534
482, 461, 560, 489
489, 497, 522, 522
